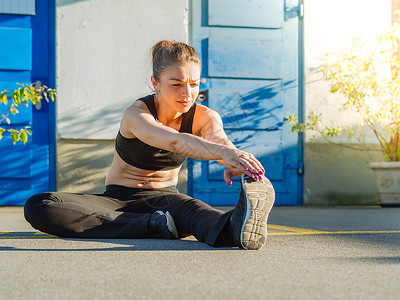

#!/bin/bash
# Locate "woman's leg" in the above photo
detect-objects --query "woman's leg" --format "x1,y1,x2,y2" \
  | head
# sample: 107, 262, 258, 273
24, 192, 152, 238
225, 174, 275, 250
115, 187, 231, 245
152, 192, 228, 244
24, 173, 275, 248
144, 174, 275, 249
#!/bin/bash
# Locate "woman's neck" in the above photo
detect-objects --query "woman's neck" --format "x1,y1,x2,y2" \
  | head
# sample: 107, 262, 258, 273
154, 96, 182, 125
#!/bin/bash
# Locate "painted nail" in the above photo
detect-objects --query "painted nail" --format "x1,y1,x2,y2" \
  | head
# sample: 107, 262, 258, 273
244, 166, 248, 170
258, 170, 264, 175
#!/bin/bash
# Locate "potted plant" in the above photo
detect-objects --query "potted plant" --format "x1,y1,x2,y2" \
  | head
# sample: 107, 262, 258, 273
286, 23, 400, 207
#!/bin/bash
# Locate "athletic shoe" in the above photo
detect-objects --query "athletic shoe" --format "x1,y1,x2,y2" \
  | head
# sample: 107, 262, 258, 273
148, 210, 178, 239
230, 173, 275, 250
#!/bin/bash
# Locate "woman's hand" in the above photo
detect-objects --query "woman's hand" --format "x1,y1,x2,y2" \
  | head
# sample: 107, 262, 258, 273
223, 168, 243, 186
221, 147, 265, 186
223, 166, 265, 187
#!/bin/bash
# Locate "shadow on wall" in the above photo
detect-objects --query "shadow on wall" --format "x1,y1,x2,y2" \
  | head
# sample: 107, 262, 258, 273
57, 139, 188, 195
57, 139, 114, 194
57, 98, 132, 140
304, 143, 382, 206
218, 85, 282, 130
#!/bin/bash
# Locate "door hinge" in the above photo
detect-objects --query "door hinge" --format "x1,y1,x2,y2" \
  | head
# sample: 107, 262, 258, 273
35, 80, 42, 110
298, 162, 304, 174
197, 90, 208, 102
285, 3, 304, 20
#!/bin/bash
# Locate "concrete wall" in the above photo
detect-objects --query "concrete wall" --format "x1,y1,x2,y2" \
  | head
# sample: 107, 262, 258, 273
55, 0, 189, 192
303, 0, 391, 204
56, 140, 114, 193
56, 0, 189, 140
56, 139, 188, 194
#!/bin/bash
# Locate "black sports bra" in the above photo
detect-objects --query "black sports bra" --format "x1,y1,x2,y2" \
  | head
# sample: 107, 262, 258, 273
115, 94, 197, 171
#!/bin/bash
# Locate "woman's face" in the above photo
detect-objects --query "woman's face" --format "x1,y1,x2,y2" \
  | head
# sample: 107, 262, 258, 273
153, 61, 201, 113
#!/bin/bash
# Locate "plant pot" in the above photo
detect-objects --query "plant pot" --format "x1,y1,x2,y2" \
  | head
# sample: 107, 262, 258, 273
370, 162, 400, 207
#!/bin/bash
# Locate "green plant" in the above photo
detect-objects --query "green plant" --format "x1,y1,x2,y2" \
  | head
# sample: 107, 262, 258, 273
287, 23, 400, 162
0, 82, 57, 144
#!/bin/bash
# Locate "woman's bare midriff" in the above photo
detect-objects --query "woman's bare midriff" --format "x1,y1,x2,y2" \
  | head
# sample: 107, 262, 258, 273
105, 150, 181, 189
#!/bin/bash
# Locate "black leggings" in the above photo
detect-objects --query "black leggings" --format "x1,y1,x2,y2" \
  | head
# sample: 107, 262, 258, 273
24, 185, 234, 247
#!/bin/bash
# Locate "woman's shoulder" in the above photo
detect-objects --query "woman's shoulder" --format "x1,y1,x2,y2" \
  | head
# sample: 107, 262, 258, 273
120, 95, 158, 138
192, 103, 223, 136
194, 103, 222, 120
125, 95, 154, 113
122, 95, 155, 126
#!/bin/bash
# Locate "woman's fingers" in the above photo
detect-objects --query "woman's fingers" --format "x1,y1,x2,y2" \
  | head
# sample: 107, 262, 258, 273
222, 148, 265, 180
248, 153, 265, 174
223, 168, 234, 186
224, 167, 256, 186
235, 161, 264, 181
224, 168, 242, 186
246, 169, 263, 181
237, 152, 265, 177
223, 167, 263, 186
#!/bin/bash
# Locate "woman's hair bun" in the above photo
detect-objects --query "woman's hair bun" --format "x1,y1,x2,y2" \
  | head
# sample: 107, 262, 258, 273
151, 40, 201, 80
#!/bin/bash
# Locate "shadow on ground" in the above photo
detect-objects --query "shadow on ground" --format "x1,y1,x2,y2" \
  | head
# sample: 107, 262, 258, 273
0, 232, 240, 252
327, 256, 400, 264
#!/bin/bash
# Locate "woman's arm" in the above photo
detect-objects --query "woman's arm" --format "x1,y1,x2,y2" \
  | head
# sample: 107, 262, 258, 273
122, 102, 259, 172
193, 106, 265, 184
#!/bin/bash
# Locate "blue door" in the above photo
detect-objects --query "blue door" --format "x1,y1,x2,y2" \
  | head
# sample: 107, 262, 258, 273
189, 0, 303, 205
0, 0, 56, 205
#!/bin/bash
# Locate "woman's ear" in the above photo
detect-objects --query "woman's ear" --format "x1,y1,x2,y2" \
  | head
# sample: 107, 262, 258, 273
151, 76, 158, 91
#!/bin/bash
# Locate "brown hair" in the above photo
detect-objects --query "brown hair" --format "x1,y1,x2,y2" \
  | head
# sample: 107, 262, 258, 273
151, 40, 201, 81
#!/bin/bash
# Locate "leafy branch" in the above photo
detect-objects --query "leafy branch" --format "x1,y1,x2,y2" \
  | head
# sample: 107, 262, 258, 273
285, 112, 380, 152
0, 82, 57, 144
286, 23, 400, 162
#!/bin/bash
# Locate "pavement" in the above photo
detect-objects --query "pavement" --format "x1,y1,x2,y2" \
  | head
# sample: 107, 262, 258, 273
0, 205, 399, 300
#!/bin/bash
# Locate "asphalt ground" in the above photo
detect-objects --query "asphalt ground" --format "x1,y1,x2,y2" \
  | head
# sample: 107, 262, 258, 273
1, 206, 399, 300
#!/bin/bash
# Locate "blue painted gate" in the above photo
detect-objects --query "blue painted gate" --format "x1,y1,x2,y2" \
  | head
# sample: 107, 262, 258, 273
0, 0, 56, 205
189, 0, 303, 205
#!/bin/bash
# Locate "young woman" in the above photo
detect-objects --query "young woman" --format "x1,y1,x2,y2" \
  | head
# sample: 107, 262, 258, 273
24, 41, 275, 250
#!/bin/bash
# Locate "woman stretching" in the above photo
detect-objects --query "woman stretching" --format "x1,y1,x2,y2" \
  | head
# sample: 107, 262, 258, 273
24, 40, 275, 250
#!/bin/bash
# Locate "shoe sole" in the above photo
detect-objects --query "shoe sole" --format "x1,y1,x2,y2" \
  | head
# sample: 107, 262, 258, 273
165, 211, 179, 239
240, 174, 275, 250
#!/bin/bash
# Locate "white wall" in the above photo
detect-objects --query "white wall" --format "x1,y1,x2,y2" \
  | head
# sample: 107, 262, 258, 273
56, 0, 391, 142
56, 0, 189, 139
303, 0, 391, 203
304, 0, 392, 143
